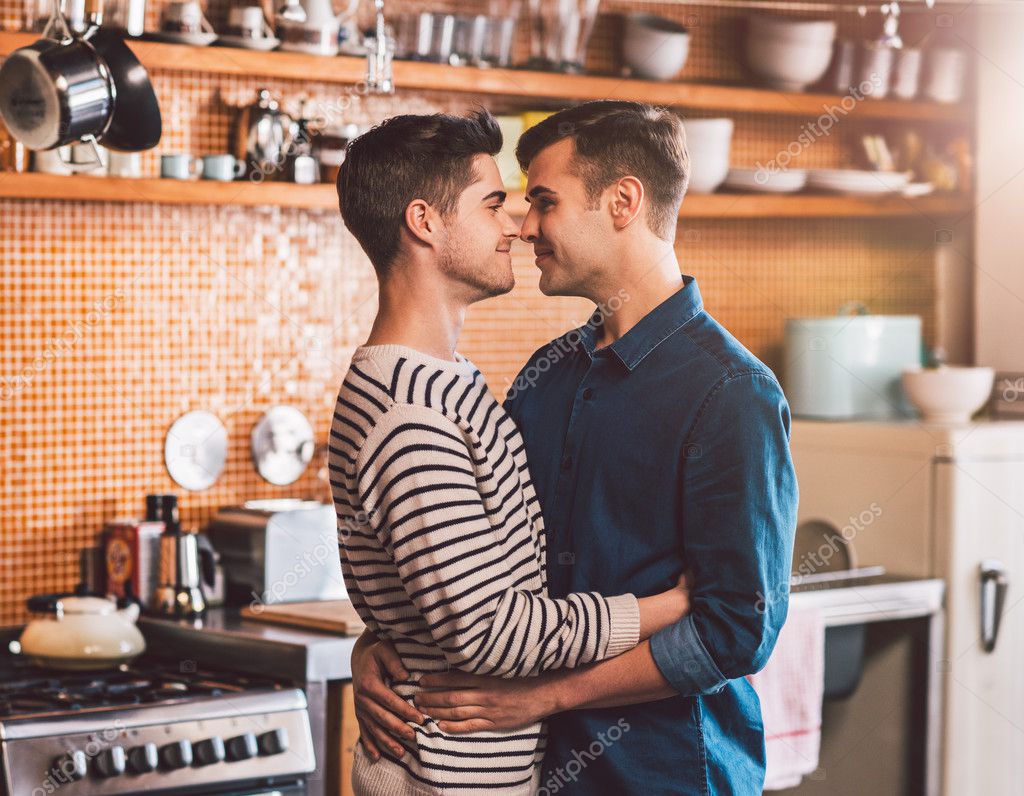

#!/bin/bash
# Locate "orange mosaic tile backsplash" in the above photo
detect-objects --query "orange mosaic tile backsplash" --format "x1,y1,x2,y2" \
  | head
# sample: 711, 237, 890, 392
0, 0, 974, 624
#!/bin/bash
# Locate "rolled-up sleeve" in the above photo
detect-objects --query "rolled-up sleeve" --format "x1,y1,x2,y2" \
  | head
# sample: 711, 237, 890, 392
650, 371, 798, 696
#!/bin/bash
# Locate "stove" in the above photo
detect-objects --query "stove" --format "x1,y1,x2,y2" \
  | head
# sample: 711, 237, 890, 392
0, 655, 315, 796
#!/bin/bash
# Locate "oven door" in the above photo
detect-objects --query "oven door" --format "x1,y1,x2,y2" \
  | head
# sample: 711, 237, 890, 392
146, 777, 307, 796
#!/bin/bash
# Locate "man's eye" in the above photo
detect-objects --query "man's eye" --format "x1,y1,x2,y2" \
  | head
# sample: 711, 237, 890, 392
490, 205, 503, 212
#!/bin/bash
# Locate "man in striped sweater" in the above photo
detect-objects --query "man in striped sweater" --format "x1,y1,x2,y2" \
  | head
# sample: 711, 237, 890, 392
330, 111, 693, 795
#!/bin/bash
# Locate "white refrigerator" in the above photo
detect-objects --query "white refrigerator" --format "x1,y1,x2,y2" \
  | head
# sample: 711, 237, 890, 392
791, 420, 1024, 795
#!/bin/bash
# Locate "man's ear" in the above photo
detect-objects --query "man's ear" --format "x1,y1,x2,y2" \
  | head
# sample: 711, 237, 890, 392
608, 176, 645, 231
404, 199, 441, 247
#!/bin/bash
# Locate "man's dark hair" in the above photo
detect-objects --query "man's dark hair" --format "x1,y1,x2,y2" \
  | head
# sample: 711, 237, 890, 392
515, 101, 689, 241
336, 109, 503, 275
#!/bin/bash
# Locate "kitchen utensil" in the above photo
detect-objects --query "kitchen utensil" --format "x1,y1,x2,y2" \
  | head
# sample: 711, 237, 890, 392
724, 167, 807, 194
13, 593, 146, 670
923, 46, 968, 103
482, 15, 516, 67
240, 599, 365, 634
103, 0, 145, 35
161, 152, 202, 179
276, 0, 359, 55
745, 15, 837, 92
395, 11, 432, 60
232, 87, 296, 180
25, 0, 87, 32
0, 0, 115, 152
784, 308, 921, 419
201, 152, 245, 180
892, 46, 921, 99
622, 13, 690, 81
107, 147, 141, 176
163, 408, 228, 488
251, 405, 315, 486
74, 24, 162, 152
807, 168, 909, 195
160, 0, 211, 32
206, 499, 347, 605
364, 0, 394, 94
151, 494, 217, 618
681, 117, 733, 193
69, 138, 107, 171
104, 515, 164, 608
901, 366, 995, 423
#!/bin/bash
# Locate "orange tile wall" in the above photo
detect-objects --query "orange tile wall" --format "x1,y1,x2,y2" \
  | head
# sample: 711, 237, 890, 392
0, 0, 975, 624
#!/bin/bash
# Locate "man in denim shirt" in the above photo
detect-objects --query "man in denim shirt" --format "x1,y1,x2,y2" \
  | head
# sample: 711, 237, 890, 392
353, 101, 798, 794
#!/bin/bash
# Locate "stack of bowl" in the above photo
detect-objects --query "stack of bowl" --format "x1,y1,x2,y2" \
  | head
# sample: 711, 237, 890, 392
745, 15, 837, 92
682, 118, 734, 193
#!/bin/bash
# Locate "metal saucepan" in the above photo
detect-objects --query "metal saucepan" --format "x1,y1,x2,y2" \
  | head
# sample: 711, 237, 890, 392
0, 0, 114, 153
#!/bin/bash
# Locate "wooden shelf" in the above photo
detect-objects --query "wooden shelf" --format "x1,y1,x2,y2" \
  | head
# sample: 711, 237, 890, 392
0, 172, 974, 218
0, 31, 968, 122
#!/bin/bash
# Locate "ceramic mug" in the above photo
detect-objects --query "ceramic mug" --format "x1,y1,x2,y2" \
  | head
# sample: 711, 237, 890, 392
228, 5, 273, 38
201, 154, 245, 181
161, 153, 203, 180
162, 1, 213, 34
107, 150, 142, 178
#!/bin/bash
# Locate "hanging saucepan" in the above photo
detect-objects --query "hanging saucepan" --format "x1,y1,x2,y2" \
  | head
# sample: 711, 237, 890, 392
0, 0, 114, 159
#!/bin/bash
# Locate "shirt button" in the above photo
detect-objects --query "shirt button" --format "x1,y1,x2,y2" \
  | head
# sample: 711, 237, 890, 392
561, 455, 573, 471
582, 387, 594, 400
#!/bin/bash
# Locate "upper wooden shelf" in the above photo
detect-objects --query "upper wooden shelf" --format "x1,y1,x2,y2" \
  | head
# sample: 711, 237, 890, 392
0, 172, 974, 219
0, 31, 968, 122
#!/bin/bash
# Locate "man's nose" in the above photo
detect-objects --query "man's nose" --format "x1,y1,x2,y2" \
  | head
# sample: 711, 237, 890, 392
520, 208, 539, 243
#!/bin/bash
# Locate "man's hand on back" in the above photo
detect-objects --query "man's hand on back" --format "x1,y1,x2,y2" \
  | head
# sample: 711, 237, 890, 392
350, 631, 423, 759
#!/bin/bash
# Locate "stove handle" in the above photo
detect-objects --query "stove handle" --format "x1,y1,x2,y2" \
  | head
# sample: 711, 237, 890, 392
980, 560, 1009, 654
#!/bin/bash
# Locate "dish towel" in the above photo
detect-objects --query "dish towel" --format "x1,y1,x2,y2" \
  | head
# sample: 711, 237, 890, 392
747, 605, 826, 791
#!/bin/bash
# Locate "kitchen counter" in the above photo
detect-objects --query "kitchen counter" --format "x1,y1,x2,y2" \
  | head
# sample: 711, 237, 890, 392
139, 606, 359, 683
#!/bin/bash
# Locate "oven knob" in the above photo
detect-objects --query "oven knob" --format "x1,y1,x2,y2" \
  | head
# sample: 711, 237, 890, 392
128, 743, 158, 773
225, 732, 258, 761
95, 746, 127, 778
194, 736, 226, 766
53, 750, 87, 781
258, 728, 289, 756
159, 739, 193, 769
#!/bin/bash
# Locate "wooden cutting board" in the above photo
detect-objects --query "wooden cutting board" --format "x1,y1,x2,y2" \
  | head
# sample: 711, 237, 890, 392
240, 599, 365, 636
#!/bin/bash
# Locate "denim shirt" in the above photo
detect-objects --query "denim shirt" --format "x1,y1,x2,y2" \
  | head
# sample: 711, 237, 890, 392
503, 276, 798, 795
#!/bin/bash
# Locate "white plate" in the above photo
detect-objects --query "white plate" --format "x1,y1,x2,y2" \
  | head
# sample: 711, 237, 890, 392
725, 167, 807, 193
807, 169, 910, 195
901, 182, 935, 198
149, 30, 218, 46
217, 34, 281, 51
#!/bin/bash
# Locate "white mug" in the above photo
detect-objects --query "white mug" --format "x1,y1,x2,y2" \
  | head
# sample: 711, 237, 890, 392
161, 153, 203, 180
228, 5, 273, 38
201, 154, 246, 181
32, 146, 74, 175
162, 1, 212, 33
108, 150, 142, 178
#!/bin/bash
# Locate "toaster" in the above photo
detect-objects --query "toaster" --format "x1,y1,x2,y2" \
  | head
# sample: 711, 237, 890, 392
205, 499, 347, 607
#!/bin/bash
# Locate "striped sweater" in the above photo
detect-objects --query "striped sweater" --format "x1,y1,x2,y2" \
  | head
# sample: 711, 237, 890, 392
328, 344, 641, 795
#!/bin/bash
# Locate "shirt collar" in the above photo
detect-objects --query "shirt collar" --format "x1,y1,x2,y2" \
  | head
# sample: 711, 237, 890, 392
576, 275, 704, 371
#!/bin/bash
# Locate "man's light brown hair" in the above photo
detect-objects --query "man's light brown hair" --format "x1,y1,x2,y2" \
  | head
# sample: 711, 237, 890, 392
515, 101, 689, 241
337, 109, 502, 275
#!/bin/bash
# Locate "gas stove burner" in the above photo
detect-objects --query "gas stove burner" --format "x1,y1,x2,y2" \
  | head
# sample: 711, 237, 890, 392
0, 655, 289, 719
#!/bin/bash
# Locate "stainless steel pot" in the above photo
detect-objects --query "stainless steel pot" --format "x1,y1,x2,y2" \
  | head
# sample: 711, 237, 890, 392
0, 0, 114, 153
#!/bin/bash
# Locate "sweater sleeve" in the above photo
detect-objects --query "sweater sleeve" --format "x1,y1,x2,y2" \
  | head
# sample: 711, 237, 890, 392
355, 403, 640, 678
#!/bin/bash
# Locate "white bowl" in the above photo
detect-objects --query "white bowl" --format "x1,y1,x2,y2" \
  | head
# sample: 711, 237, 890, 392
901, 366, 995, 423
623, 13, 690, 81
725, 167, 808, 193
683, 118, 734, 193
745, 17, 837, 92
